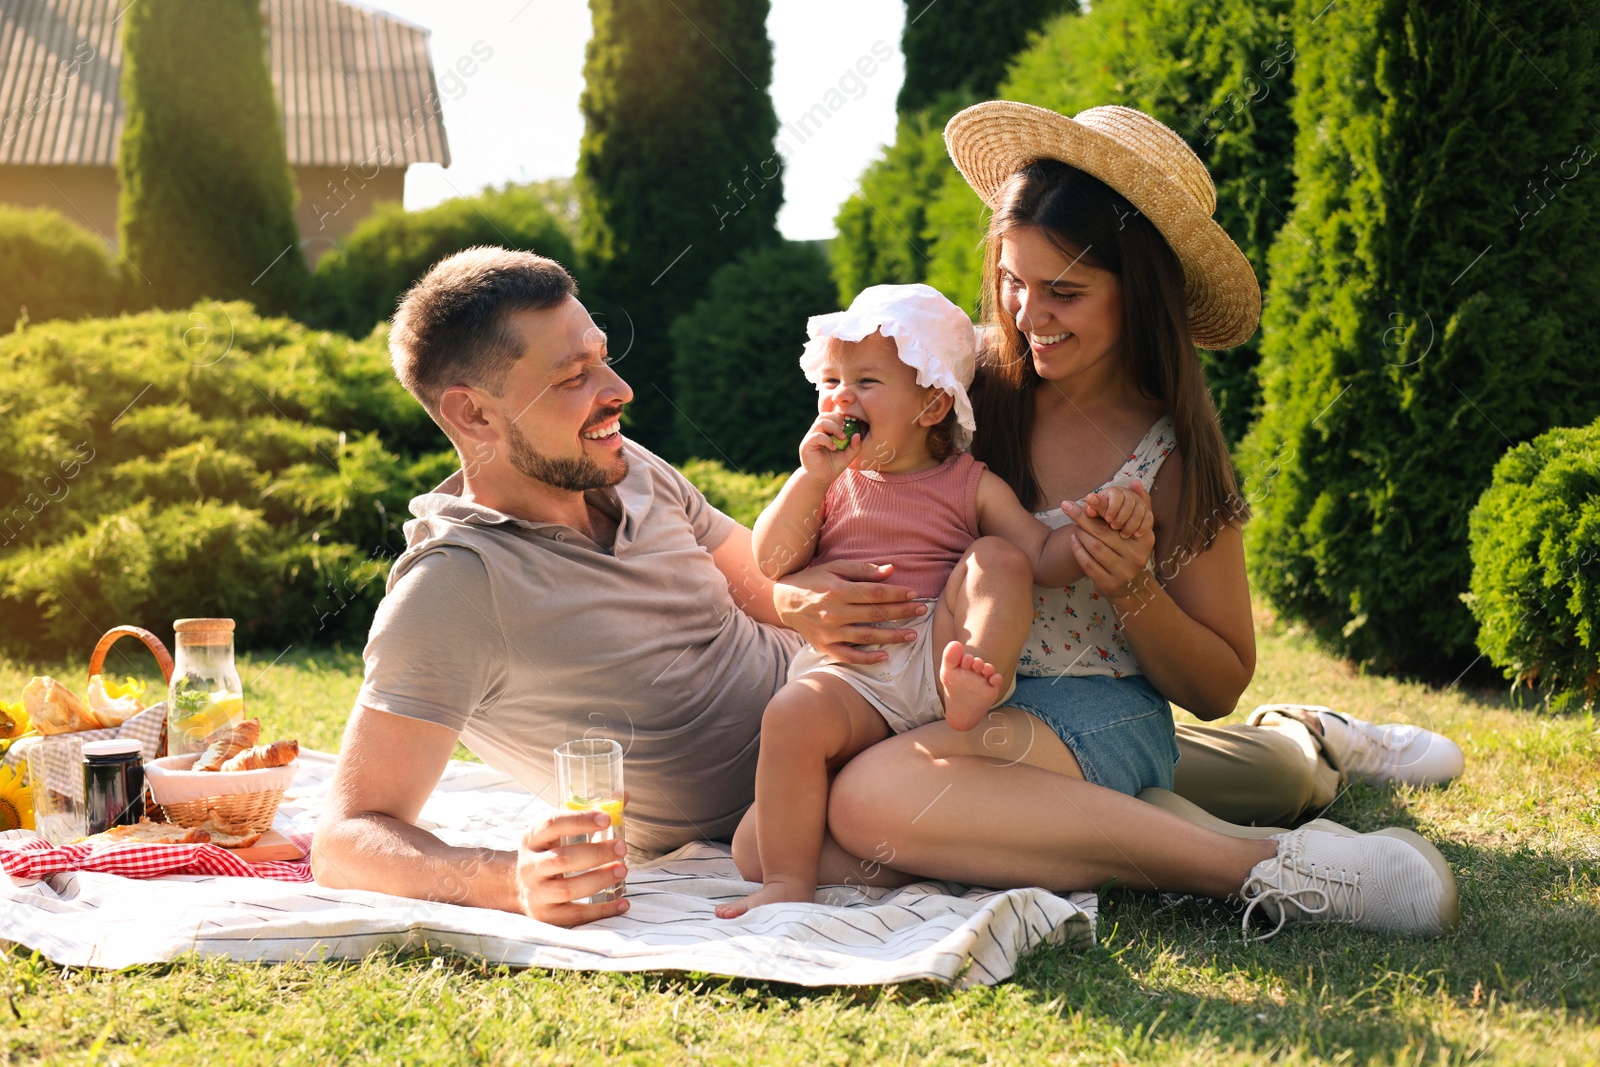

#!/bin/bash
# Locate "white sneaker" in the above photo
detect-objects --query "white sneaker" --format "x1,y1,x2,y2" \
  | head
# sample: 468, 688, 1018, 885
1240, 827, 1460, 940
1252, 704, 1466, 787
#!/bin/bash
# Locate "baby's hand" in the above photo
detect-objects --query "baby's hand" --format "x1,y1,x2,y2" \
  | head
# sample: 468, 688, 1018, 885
799, 413, 862, 484
1080, 481, 1154, 540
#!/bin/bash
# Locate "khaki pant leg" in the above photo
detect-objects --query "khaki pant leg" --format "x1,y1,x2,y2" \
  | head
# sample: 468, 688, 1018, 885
1172, 716, 1344, 827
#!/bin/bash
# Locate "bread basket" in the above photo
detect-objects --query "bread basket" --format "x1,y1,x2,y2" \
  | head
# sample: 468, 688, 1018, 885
145, 753, 296, 832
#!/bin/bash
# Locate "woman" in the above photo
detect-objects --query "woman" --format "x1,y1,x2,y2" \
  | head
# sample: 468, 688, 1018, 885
779, 102, 1458, 938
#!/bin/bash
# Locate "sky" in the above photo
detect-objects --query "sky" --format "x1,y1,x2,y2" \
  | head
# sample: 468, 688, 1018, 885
364, 1, 908, 241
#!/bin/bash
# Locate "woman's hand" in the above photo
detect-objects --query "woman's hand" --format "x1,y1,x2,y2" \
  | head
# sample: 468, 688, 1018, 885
1062, 491, 1157, 604
773, 559, 925, 664
512, 809, 631, 926
798, 413, 863, 485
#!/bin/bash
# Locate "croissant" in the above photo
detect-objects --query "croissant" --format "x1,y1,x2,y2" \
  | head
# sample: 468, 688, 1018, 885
85, 674, 144, 729
23, 676, 99, 734
220, 739, 298, 772
192, 718, 262, 772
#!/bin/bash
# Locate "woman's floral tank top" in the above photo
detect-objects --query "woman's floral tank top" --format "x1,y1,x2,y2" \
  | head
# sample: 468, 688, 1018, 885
1016, 415, 1174, 679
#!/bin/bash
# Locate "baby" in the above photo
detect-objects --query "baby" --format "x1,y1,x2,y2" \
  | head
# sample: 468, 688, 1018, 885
716, 284, 1152, 918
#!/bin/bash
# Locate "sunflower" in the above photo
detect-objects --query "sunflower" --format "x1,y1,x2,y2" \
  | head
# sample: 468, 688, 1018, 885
0, 699, 30, 742
0, 762, 32, 832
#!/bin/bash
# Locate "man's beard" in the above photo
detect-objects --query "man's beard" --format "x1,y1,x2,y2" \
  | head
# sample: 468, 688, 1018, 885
505, 417, 628, 492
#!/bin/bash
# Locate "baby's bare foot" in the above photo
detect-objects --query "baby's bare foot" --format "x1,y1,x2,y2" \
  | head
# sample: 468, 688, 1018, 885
939, 640, 1004, 732
715, 879, 816, 919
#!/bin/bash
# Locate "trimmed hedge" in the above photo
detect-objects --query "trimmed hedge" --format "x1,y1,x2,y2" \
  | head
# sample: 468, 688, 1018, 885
670, 241, 837, 473
923, 0, 1299, 444
308, 183, 578, 338
678, 461, 786, 529
0, 304, 452, 658
0, 206, 124, 332
0, 300, 795, 661
1239, 0, 1600, 675
1468, 419, 1600, 710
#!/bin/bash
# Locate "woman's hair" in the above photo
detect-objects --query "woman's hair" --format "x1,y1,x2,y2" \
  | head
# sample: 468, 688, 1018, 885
970, 159, 1247, 561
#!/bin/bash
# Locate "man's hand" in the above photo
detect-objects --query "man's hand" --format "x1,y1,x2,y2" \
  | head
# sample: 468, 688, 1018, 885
315, 707, 631, 928
513, 809, 631, 925
773, 559, 925, 664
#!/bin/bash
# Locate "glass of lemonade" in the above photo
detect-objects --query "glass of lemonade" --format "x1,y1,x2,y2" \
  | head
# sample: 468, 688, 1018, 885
553, 738, 625, 904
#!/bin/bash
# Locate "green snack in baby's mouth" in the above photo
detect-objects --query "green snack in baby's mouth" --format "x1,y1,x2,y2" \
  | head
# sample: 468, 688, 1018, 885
834, 416, 867, 450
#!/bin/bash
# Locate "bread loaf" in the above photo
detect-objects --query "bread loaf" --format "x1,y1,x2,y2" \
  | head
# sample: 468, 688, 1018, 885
22, 676, 98, 734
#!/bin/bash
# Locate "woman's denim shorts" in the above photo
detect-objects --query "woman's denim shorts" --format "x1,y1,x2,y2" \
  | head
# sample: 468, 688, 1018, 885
1005, 674, 1180, 796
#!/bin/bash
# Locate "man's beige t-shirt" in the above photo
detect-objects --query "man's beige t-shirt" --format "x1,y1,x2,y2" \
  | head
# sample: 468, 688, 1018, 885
356, 444, 802, 853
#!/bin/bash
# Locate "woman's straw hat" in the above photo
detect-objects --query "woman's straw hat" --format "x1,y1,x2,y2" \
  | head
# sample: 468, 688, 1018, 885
944, 101, 1260, 350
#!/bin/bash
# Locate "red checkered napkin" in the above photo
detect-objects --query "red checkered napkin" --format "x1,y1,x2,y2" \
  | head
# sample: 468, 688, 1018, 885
0, 834, 314, 883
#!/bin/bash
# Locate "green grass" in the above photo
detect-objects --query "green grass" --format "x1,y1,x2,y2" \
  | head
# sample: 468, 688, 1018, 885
2, 616, 1597, 1065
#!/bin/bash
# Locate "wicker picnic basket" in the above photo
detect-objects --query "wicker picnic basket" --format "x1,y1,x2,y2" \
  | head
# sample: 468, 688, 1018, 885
147, 754, 292, 833
90, 625, 289, 833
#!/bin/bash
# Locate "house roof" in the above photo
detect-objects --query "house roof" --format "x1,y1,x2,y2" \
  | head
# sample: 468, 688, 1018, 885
0, 0, 451, 168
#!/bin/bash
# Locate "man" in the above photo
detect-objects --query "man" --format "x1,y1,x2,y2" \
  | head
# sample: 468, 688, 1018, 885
311, 246, 812, 924
312, 247, 1463, 927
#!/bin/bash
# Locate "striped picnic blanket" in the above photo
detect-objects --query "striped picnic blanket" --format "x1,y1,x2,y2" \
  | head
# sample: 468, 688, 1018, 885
0, 749, 1095, 987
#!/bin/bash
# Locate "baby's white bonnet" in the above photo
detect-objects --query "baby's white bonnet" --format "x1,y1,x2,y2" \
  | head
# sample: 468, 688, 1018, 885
799, 283, 979, 450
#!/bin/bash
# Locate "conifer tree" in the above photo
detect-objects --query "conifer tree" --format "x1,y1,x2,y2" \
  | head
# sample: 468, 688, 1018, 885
118, 0, 308, 314
1240, 0, 1600, 675
577, 0, 782, 452
896, 0, 1073, 115
829, 1, 1069, 308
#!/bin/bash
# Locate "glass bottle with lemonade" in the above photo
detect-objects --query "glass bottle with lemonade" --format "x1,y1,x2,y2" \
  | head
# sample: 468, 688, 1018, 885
166, 618, 246, 757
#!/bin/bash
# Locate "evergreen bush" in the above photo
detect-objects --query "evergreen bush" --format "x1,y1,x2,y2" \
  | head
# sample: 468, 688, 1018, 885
577, 0, 783, 453
1240, 0, 1600, 675
308, 184, 578, 338
0, 304, 450, 658
117, 0, 309, 315
0, 206, 124, 331
678, 461, 787, 528
920, 169, 989, 319
828, 109, 956, 306
670, 241, 837, 473
1468, 419, 1600, 711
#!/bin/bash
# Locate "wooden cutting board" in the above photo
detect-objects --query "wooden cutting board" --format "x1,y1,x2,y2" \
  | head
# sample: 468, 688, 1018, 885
227, 830, 303, 862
